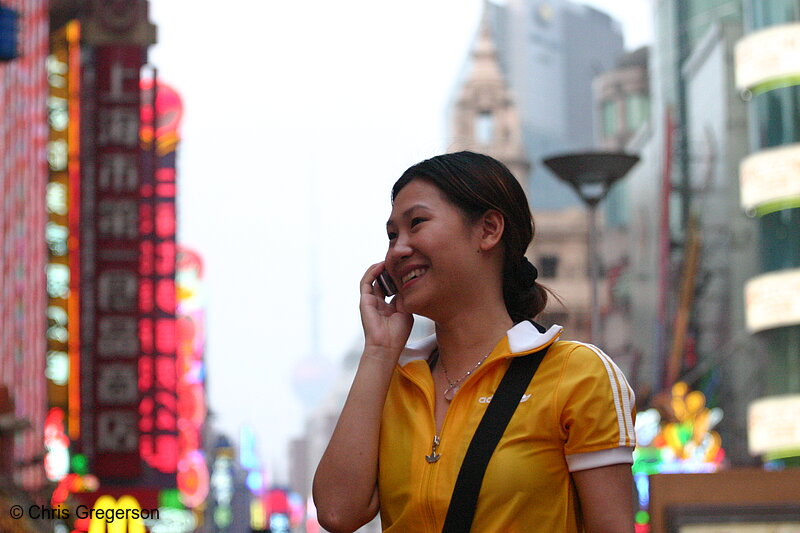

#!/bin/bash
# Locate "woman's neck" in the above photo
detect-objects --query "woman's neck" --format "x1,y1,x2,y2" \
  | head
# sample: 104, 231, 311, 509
433, 301, 514, 373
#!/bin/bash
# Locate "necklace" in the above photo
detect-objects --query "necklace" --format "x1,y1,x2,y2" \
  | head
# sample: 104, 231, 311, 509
438, 351, 490, 401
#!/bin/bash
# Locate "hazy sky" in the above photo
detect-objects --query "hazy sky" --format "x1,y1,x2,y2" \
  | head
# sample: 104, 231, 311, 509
148, 0, 654, 484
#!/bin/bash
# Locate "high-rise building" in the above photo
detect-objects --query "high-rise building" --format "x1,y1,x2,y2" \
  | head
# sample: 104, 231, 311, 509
448, 0, 625, 342
0, 0, 49, 503
594, 0, 767, 469
735, 0, 800, 468
482, 0, 625, 209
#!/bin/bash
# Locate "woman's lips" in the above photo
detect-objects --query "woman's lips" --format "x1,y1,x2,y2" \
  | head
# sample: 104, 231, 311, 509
401, 266, 428, 285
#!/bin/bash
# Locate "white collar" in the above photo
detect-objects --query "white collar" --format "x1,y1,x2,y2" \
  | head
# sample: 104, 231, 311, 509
397, 321, 563, 367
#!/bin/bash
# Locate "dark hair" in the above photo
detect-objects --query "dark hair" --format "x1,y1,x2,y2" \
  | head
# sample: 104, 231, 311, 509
391, 151, 547, 322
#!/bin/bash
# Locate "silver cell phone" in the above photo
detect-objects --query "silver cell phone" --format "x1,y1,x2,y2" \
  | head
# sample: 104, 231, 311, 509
377, 270, 397, 296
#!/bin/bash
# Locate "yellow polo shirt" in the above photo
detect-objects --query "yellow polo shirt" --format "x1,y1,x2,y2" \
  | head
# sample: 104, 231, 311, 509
378, 322, 636, 532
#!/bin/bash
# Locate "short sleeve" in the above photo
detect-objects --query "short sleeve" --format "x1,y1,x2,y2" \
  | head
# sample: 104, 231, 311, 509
556, 342, 637, 472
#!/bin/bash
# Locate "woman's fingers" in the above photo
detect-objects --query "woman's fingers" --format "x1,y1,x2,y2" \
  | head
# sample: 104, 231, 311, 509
360, 262, 387, 297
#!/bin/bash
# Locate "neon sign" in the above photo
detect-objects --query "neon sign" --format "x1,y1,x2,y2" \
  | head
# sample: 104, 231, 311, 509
632, 382, 725, 531
176, 247, 209, 508
138, 79, 182, 475
210, 444, 234, 529
46, 20, 81, 445
86, 495, 148, 533
44, 408, 70, 481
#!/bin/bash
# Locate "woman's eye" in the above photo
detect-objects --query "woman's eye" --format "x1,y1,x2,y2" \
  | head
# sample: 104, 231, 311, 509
387, 231, 397, 240
410, 217, 425, 228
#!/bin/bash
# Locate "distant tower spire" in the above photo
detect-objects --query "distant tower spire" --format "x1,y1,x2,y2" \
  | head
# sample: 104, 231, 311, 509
450, 2, 530, 190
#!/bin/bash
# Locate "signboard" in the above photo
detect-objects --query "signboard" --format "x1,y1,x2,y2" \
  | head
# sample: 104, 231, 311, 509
735, 23, 800, 93
85, 44, 146, 479
138, 79, 180, 475
680, 525, 800, 533
740, 144, 800, 213
72, 490, 159, 533
176, 247, 209, 509
744, 268, 800, 333
748, 394, 800, 457
47, 22, 78, 447
86, 495, 148, 533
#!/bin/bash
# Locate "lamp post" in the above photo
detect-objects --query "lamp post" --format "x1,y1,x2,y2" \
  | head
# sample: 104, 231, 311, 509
542, 151, 639, 345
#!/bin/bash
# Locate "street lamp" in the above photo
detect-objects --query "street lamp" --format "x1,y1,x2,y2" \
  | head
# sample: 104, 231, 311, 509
542, 151, 639, 345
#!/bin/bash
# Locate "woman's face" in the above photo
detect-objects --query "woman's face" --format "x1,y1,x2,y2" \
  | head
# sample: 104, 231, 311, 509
385, 179, 482, 317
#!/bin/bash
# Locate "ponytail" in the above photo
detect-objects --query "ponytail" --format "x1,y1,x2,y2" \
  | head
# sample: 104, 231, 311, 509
503, 256, 547, 323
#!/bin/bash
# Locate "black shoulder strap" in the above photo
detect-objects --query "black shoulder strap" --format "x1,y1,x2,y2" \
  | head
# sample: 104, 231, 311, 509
441, 344, 549, 533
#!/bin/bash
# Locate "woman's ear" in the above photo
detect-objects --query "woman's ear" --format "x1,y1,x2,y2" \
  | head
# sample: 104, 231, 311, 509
477, 210, 505, 252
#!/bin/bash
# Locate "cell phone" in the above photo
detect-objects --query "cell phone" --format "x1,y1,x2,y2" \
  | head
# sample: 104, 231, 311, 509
376, 270, 397, 296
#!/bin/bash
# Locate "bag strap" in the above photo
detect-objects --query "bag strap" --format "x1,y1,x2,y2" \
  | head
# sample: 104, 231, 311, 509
441, 344, 549, 533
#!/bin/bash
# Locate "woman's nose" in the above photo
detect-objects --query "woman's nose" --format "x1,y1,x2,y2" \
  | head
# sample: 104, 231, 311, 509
386, 233, 412, 266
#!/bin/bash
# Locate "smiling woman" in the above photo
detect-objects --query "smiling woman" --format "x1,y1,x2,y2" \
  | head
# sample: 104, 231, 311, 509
313, 151, 637, 533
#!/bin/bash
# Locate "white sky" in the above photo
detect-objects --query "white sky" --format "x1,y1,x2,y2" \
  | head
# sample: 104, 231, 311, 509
147, 0, 653, 484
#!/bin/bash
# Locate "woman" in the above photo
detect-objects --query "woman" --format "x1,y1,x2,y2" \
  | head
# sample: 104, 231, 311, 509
313, 151, 637, 532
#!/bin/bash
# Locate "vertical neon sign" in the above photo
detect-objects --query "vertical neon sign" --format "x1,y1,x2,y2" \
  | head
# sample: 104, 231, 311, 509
139, 78, 181, 474
176, 247, 209, 509
46, 24, 73, 459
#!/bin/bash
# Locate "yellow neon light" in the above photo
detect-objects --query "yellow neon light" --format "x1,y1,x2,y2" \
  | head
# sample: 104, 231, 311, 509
66, 19, 81, 440
87, 495, 146, 533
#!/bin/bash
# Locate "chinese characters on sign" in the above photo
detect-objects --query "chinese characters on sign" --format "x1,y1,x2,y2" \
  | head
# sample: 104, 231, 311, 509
138, 79, 181, 475
88, 45, 146, 479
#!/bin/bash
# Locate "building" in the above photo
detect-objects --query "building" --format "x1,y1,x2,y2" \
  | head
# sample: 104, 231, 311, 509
591, 1, 764, 468
587, 47, 651, 372
587, 3, 800, 528
481, 0, 625, 210
449, 12, 530, 187
594, 47, 650, 152
43, 2, 206, 530
735, 0, 800, 467
448, 1, 627, 342
0, 0, 49, 522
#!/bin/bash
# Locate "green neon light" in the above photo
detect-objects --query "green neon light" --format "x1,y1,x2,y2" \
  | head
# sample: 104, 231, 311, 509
159, 488, 184, 510
635, 510, 650, 524
749, 74, 800, 97
754, 196, 800, 217
71, 453, 88, 475
764, 448, 800, 462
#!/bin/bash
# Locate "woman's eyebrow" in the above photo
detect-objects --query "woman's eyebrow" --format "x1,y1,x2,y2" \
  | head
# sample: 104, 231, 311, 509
386, 204, 431, 227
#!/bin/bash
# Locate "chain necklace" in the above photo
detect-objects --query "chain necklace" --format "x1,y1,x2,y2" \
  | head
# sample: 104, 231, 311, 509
438, 351, 490, 401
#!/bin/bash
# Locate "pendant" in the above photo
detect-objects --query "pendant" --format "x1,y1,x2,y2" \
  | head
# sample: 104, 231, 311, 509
426, 435, 441, 463
444, 385, 458, 401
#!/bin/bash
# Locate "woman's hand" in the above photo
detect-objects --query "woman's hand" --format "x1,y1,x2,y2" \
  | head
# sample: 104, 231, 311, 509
359, 262, 413, 362
313, 262, 412, 532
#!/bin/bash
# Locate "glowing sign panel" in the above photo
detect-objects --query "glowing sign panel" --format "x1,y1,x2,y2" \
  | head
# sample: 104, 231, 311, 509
748, 394, 800, 457
87, 495, 146, 533
735, 23, 800, 92
745, 268, 800, 333
740, 144, 800, 212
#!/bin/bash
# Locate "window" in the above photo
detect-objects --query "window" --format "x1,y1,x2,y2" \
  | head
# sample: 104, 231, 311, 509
602, 100, 617, 137
475, 111, 494, 145
625, 94, 649, 131
539, 255, 559, 278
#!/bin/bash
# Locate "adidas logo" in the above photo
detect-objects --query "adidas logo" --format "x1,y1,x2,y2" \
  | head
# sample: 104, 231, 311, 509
478, 393, 531, 404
